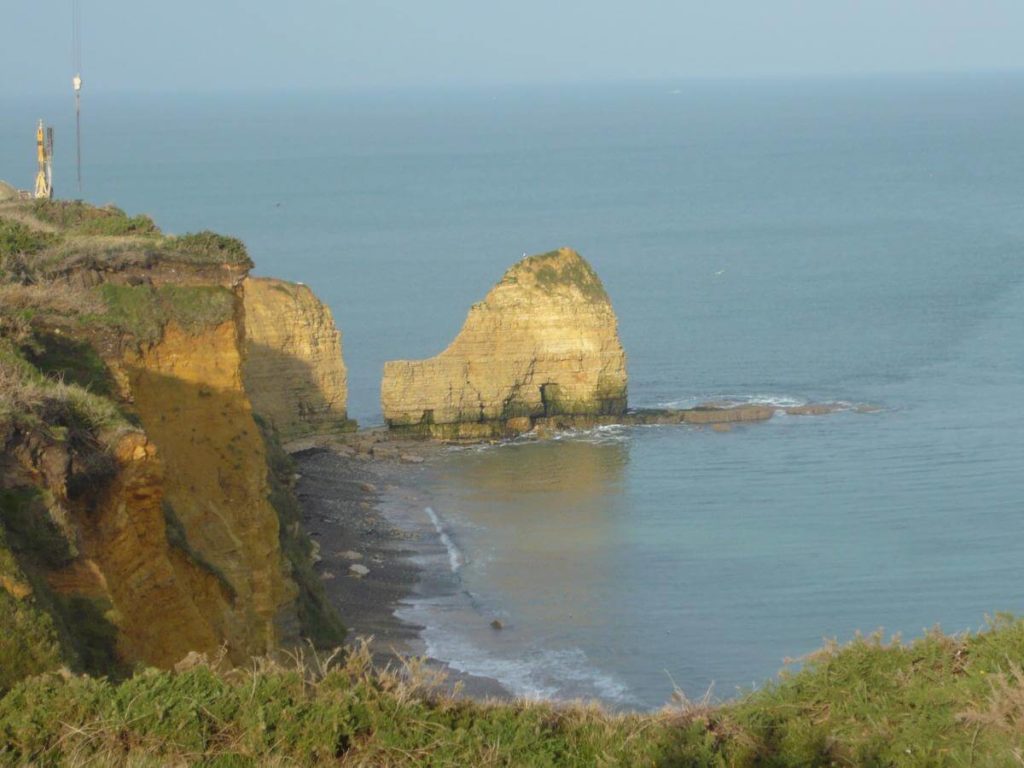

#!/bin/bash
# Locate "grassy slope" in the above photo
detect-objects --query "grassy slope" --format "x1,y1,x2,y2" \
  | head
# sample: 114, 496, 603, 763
1, 619, 1023, 766
1, 199, 252, 280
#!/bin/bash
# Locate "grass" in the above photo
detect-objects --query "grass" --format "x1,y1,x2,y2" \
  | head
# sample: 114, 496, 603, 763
2, 619, 1024, 766
0, 524, 65, 694
0, 220, 60, 283
0, 219, 58, 260
1, 200, 252, 278
0, 343, 130, 442
516, 249, 610, 303
164, 231, 252, 267
95, 283, 237, 343
30, 200, 160, 238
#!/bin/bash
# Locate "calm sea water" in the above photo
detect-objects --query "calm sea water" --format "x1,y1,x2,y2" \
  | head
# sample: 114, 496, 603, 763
3, 75, 1022, 708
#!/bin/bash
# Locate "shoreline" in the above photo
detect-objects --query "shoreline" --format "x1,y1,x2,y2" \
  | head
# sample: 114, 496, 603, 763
292, 401, 872, 706
294, 443, 512, 701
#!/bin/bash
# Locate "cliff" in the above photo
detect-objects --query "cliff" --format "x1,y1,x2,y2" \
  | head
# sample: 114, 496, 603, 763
382, 247, 628, 439
242, 277, 354, 443
0, 196, 346, 683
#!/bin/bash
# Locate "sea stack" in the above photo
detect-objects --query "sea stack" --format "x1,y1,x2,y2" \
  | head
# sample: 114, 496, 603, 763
381, 247, 628, 439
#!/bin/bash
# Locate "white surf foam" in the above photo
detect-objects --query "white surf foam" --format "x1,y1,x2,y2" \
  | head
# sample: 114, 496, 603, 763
399, 600, 639, 705
424, 506, 463, 573
657, 393, 808, 410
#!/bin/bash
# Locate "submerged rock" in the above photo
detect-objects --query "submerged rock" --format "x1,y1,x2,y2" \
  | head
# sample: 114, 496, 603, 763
381, 248, 628, 438
349, 563, 370, 578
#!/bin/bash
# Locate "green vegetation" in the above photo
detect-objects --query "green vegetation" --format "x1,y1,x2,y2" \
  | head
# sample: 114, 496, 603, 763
0, 220, 59, 283
96, 283, 237, 343
0, 220, 58, 261
0, 490, 121, 688
165, 230, 253, 267
2, 619, 1024, 766
30, 200, 160, 237
0, 341, 129, 441
1, 199, 252, 277
0, 524, 64, 693
522, 250, 610, 303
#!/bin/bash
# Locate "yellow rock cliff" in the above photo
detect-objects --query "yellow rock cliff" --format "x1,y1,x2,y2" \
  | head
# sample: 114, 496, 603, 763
242, 277, 353, 443
381, 248, 627, 438
116, 319, 300, 661
1, 197, 345, 681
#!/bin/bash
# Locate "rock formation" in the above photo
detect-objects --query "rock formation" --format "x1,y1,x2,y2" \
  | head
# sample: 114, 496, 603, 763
242, 277, 354, 443
0, 196, 344, 680
382, 247, 628, 438
116, 319, 300, 659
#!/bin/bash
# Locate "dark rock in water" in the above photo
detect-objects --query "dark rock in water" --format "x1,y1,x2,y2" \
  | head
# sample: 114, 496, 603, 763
490, 619, 504, 630
784, 403, 844, 416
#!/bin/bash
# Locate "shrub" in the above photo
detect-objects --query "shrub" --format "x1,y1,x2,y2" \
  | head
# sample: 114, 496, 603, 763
166, 231, 252, 266
0, 220, 57, 260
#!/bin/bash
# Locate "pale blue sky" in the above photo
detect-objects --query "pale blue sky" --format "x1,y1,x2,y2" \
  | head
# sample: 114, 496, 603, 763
3, 0, 1024, 95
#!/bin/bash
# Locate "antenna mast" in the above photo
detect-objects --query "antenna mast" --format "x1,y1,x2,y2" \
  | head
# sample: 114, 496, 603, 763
34, 120, 54, 200
72, 0, 83, 196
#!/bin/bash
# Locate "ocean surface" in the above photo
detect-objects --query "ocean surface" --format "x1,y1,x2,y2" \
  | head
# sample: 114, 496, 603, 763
3, 74, 1023, 708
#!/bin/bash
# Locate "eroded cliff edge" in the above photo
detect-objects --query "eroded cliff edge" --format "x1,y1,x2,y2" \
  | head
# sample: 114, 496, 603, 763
0, 197, 348, 686
382, 247, 628, 439
243, 277, 354, 444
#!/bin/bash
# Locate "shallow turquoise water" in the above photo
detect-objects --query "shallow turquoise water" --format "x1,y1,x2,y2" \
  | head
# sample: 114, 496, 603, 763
3, 74, 1022, 707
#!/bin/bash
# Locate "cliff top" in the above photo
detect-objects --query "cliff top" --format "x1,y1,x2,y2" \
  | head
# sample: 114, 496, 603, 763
0, 196, 253, 282
498, 247, 610, 304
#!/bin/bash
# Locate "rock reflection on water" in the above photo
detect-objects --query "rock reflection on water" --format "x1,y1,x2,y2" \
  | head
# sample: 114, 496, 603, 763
430, 438, 630, 632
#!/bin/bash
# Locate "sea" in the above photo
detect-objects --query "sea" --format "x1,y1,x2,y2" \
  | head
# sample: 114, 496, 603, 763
2, 73, 1023, 709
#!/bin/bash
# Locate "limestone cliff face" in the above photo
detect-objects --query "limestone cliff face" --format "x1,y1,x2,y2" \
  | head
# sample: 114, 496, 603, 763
116, 320, 300, 660
1, 298, 339, 674
242, 278, 353, 443
382, 248, 627, 438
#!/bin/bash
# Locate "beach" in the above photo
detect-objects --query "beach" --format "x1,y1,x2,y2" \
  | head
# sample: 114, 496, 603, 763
294, 440, 511, 700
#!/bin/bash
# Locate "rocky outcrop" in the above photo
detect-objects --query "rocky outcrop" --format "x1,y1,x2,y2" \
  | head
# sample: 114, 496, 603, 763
242, 277, 354, 443
382, 248, 627, 439
0, 424, 228, 674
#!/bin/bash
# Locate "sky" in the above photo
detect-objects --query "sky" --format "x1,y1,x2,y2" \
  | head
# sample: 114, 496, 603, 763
2, 0, 1024, 95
